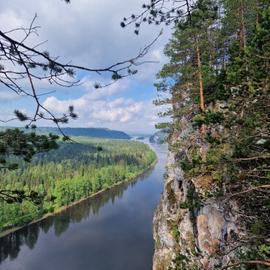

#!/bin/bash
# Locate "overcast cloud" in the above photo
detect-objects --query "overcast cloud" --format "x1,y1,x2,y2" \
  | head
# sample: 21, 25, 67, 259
0, 0, 171, 134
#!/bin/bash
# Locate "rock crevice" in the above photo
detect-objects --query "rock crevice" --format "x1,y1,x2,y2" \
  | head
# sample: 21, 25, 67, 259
153, 111, 244, 270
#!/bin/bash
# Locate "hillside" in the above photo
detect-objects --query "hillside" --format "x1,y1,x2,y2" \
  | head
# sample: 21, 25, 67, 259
0, 127, 130, 140
0, 138, 156, 232
149, 129, 169, 144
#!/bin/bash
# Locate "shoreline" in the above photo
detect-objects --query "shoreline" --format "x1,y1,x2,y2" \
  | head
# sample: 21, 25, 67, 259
0, 158, 157, 239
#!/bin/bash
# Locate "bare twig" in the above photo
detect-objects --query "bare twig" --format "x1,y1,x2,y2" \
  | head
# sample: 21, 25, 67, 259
220, 259, 270, 269
0, 15, 161, 134
226, 185, 270, 200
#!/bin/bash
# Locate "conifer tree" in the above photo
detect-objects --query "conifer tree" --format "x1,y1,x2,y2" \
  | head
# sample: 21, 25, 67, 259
128, 0, 270, 267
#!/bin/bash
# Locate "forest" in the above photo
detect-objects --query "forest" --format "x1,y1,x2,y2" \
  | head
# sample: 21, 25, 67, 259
0, 0, 270, 269
0, 178, 137, 264
152, 0, 270, 269
0, 127, 131, 140
0, 137, 156, 232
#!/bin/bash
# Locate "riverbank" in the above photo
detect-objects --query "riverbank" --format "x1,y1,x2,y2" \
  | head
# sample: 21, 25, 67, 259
0, 156, 157, 239
0, 143, 167, 270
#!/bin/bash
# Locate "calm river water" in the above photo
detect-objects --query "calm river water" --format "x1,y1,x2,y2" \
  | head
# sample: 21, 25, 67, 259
0, 142, 167, 270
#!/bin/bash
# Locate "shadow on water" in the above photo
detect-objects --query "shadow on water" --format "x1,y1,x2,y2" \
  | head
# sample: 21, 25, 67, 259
0, 167, 154, 265
0, 142, 167, 270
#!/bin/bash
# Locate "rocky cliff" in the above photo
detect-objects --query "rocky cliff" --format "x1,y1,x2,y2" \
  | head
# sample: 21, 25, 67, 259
152, 3, 270, 269
152, 95, 263, 270
153, 149, 244, 270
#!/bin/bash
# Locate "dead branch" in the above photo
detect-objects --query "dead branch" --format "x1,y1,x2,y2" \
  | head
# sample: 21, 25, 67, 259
0, 15, 161, 133
233, 155, 270, 162
220, 259, 270, 269
226, 185, 270, 199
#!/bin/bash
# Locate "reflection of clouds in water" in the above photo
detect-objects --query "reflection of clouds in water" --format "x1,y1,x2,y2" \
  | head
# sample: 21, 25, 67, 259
0, 180, 133, 264
0, 144, 167, 270
0, 166, 158, 263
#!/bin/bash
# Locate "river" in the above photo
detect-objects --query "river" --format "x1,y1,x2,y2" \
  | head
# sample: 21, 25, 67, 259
0, 142, 167, 270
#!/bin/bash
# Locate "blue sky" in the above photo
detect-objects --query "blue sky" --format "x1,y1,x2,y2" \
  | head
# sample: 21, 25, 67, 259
0, 0, 172, 134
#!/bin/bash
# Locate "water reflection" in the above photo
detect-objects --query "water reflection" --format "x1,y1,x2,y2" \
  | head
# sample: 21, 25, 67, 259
0, 167, 154, 265
0, 143, 167, 270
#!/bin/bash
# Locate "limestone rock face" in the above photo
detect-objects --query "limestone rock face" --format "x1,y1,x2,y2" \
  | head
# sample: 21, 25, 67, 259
152, 105, 243, 270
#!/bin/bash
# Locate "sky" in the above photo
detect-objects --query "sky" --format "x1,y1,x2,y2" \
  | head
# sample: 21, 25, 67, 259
0, 0, 172, 134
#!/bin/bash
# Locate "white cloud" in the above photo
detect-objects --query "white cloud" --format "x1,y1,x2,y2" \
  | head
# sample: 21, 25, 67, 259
0, 0, 173, 133
0, 0, 171, 77
135, 48, 168, 81
43, 86, 144, 128
82, 78, 130, 100
0, 90, 20, 101
91, 99, 142, 123
42, 92, 171, 133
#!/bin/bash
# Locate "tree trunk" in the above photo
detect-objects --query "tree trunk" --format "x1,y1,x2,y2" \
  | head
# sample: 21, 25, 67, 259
196, 40, 206, 138
196, 42, 205, 112
239, 0, 247, 49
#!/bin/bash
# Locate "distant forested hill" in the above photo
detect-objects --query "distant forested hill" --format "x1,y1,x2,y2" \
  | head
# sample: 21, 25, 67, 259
149, 129, 169, 144
0, 137, 156, 232
0, 127, 131, 139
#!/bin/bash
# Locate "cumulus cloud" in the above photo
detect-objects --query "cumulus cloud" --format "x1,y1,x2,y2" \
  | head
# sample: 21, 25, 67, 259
43, 91, 170, 133
82, 79, 130, 100
91, 98, 142, 123
0, 0, 172, 133
43, 81, 151, 132
0, 0, 170, 69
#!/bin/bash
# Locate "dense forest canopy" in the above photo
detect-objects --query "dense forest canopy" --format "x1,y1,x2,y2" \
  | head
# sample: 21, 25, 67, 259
0, 0, 270, 268
0, 127, 131, 140
0, 0, 162, 173
0, 137, 156, 232
0, 177, 135, 264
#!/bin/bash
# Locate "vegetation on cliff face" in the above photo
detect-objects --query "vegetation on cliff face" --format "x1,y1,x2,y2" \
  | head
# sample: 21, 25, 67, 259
0, 137, 156, 232
155, 0, 270, 269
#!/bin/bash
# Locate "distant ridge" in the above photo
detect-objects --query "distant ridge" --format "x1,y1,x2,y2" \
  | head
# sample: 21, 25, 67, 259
0, 127, 131, 140
149, 129, 169, 144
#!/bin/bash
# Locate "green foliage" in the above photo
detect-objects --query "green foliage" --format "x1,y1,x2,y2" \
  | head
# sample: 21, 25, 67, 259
251, 220, 267, 236
205, 134, 220, 145
155, 1, 270, 264
234, 242, 270, 269
180, 157, 194, 173
168, 253, 200, 270
0, 200, 41, 230
0, 138, 156, 231
14, 110, 28, 121
258, 244, 270, 257
155, 122, 170, 129
171, 223, 180, 242
192, 111, 224, 127
179, 189, 201, 211
0, 129, 59, 171
0, 126, 131, 140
